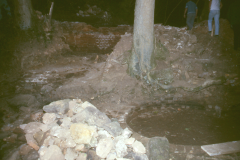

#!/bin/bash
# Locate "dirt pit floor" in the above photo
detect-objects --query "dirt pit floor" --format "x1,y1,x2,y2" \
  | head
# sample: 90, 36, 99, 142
1, 17, 240, 159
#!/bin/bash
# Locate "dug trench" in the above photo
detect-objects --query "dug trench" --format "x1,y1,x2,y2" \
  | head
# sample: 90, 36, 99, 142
1, 18, 240, 159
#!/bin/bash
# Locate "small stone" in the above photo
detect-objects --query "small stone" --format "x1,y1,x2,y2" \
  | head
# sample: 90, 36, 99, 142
103, 121, 123, 137
23, 150, 39, 160
96, 138, 113, 158
24, 122, 43, 134
38, 146, 48, 157
61, 137, 76, 148
98, 130, 112, 139
70, 123, 97, 144
82, 101, 96, 109
132, 153, 149, 160
42, 136, 54, 147
208, 105, 212, 109
30, 111, 43, 122
42, 113, 56, 124
40, 145, 65, 160
25, 134, 39, 150
115, 138, 128, 158
60, 117, 72, 128
87, 150, 100, 160
132, 140, 146, 154
76, 153, 87, 160
19, 144, 33, 155
34, 131, 45, 144
147, 137, 169, 160
124, 138, 135, 145
122, 128, 132, 139
67, 109, 74, 117
43, 99, 71, 115
106, 152, 117, 160
69, 99, 83, 113
65, 148, 78, 160
20, 124, 27, 130
50, 126, 71, 138
72, 107, 111, 127
75, 144, 85, 151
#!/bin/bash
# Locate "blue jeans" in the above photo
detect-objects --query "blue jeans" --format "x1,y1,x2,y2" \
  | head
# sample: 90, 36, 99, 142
186, 13, 196, 30
208, 10, 220, 35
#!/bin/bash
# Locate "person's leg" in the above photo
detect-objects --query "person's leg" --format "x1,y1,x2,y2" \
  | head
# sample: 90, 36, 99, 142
186, 15, 190, 30
187, 13, 195, 30
214, 10, 220, 35
208, 10, 214, 32
189, 13, 196, 30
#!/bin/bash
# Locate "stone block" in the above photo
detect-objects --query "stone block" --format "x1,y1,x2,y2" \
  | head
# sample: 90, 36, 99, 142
42, 113, 56, 124
24, 122, 43, 134
132, 140, 146, 154
96, 138, 113, 158
70, 123, 97, 144
25, 134, 39, 151
43, 99, 71, 115
39, 145, 65, 160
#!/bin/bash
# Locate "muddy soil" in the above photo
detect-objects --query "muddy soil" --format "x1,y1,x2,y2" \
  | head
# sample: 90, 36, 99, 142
127, 103, 240, 145
1, 17, 240, 159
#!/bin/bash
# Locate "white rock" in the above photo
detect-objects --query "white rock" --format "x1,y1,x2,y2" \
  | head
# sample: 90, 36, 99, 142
40, 122, 58, 132
40, 145, 65, 160
69, 99, 83, 113
89, 136, 98, 147
38, 146, 48, 157
70, 123, 97, 144
63, 137, 77, 148
76, 153, 87, 160
98, 130, 112, 139
132, 140, 146, 154
121, 128, 132, 139
96, 138, 113, 158
20, 124, 27, 130
82, 101, 97, 109
115, 138, 128, 158
25, 133, 39, 150
39, 124, 49, 132
75, 144, 85, 151
65, 148, 78, 160
124, 137, 135, 145
24, 122, 43, 134
42, 113, 56, 124
50, 126, 71, 138
60, 117, 72, 128
42, 136, 54, 147
106, 152, 117, 160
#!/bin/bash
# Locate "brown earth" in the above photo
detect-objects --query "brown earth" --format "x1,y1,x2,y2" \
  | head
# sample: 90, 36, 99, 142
1, 17, 240, 159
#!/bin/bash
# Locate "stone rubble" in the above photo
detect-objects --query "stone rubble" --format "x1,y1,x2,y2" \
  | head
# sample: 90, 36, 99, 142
19, 99, 149, 160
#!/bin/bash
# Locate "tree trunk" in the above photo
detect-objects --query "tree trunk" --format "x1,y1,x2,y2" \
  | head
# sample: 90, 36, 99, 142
14, 0, 33, 30
128, 0, 155, 79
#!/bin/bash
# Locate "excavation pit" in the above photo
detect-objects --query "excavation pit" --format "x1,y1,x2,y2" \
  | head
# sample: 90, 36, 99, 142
126, 103, 240, 146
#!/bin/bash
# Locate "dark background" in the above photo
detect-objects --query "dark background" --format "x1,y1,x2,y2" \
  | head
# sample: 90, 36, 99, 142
0, 0, 230, 28
31, 0, 233, 27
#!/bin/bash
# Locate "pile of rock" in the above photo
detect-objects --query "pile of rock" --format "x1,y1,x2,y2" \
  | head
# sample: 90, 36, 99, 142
20, 99, 148, 160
